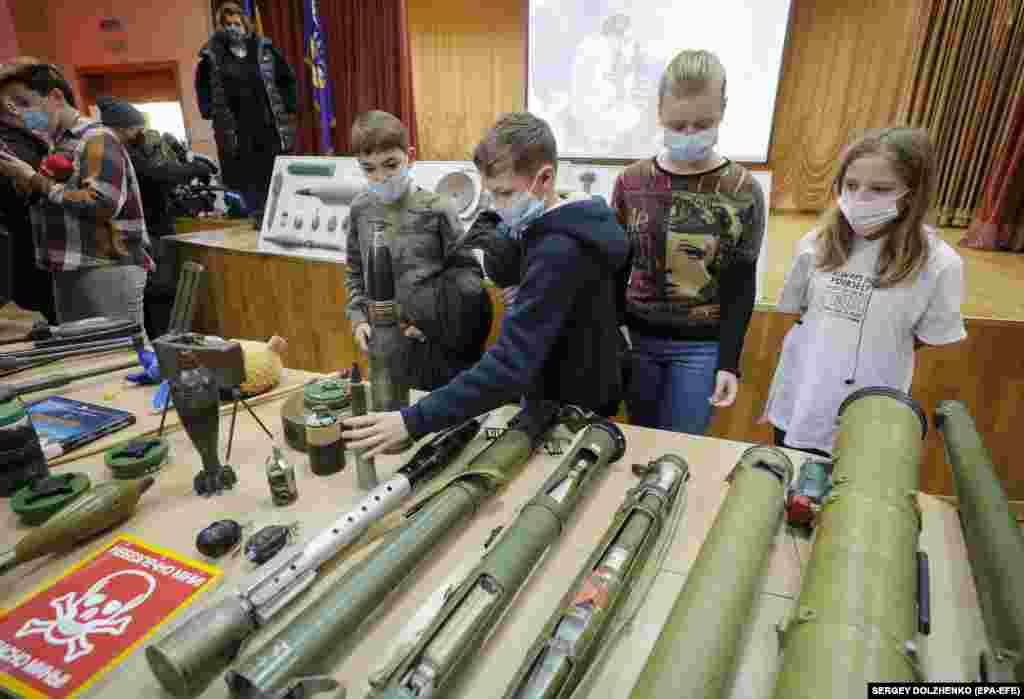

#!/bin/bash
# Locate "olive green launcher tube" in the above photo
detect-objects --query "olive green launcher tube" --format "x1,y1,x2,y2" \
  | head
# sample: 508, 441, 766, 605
772, 387, 929, 698
502, 454, 689, 699
368, 420, 627, 699
629, 445, 794, 699
935, 399, 1024, 682
224, 405, 560, 699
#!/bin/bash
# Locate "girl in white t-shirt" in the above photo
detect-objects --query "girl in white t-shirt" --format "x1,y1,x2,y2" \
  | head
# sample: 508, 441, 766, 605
763, 127, 966, 456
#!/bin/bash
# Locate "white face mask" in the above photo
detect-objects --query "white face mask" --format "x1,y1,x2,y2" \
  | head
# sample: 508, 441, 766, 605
663, 126, 718, 163
490, 168, 551, 239
368, 165, 412, 204
839, 190, 909, 237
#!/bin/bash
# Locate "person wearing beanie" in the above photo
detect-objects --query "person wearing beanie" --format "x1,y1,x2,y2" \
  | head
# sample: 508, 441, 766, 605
97, 95, 146, 143
0, 64, 152, 333
99, 97, 216, 336
196, 1, 297, 227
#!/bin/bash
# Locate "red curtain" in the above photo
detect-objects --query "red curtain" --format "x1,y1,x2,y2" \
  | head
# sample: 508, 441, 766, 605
963, 89, 1024, 251
257, 0, 317, 155
259, 0, 418, 156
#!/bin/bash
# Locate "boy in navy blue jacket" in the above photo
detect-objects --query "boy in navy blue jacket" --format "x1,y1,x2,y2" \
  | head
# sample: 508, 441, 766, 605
343, 112, 630, 454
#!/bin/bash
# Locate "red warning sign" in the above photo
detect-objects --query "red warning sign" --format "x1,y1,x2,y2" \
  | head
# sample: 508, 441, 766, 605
0, 534, 220, 698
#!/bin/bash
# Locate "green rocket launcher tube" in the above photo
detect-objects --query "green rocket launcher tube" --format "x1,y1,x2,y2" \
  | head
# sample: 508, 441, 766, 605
935, 400, 1024, 682
224, 402, 564, 699
502, 453, 689, 699
772, 387, 929, 698
629, 445, 793, 699
367, 420, 627, 699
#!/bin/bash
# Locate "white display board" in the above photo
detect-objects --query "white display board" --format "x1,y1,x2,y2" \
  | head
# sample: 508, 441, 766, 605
262, 156, 771, 302
257, 156, 366, 263
257, 159, 488, 264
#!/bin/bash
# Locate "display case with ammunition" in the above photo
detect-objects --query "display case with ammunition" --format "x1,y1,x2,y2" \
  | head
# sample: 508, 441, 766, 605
256, 157, 364, 262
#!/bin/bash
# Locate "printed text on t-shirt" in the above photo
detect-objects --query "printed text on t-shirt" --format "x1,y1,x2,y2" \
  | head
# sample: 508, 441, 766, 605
823, 271, 875, 322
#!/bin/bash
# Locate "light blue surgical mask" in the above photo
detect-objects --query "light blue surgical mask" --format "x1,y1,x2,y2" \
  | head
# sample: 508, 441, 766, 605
663, 126, 718, 163
493, 169, 550, 238
21, 110, 50, 133
368, 165, 412, 204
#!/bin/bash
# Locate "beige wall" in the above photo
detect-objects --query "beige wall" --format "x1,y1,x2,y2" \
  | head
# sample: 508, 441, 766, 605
13, 0, 930, 203
12, 0, 218, 159
0, 0, 19, 61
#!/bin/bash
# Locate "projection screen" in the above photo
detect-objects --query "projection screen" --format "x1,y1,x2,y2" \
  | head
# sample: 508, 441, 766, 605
527, 0, 793, 162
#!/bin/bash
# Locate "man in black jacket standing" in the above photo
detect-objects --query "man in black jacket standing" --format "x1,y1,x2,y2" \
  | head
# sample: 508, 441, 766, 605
0, 58, 55, 321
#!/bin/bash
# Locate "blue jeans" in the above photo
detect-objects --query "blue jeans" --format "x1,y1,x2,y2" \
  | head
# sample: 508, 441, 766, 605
626, 335, 719, 435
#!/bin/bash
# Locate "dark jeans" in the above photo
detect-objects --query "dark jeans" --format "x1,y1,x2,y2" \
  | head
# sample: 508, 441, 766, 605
625, 335, 719, 436
773, 427, 832, 459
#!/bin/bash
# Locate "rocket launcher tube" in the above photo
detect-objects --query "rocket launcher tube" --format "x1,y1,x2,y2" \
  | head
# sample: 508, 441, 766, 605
629, 446, 794, 699
223, 402, 563, 699
502, 454, 689, 699
144, 417, 483, 697
935, 400, 1024, 682
247, 417, 484, 620
0, 358, 142, 403
368, 420, 627, 699
771, 387, 928, 698
0, 477, 154, 575
0, 337, 137, 371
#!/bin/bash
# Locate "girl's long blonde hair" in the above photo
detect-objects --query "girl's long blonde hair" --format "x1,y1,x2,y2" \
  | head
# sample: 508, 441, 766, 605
816, 127, 937, 287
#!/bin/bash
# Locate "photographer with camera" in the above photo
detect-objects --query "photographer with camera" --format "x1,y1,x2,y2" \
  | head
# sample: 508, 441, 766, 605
98, 98, 216, 337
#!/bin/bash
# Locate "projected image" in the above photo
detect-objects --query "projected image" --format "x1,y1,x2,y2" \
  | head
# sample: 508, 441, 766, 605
528, 0, 792, 162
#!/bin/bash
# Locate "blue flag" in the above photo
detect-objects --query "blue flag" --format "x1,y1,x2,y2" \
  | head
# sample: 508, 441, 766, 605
304, 0, 336, 154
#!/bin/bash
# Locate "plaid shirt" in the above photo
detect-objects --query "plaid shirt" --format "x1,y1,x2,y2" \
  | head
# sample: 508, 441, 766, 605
30, 119, 152, 272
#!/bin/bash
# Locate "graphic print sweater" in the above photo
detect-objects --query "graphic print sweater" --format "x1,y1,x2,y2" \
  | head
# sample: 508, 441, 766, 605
611, 157, 765, 374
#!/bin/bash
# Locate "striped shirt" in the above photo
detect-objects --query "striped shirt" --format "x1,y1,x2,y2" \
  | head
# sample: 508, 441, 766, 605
30, 119, 152, 272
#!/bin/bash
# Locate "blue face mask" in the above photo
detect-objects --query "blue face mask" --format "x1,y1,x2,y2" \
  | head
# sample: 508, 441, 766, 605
663, 126, 718, 163
21, 110, 50, 133
493, 169, 549, 238
368, 165, 412, 204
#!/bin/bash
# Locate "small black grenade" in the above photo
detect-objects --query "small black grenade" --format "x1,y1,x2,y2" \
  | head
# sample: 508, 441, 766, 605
244, 524, 296, 565
196, 519, 243, 558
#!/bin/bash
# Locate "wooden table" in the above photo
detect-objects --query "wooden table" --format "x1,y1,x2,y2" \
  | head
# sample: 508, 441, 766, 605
0, 305, 42, 345
0, 375, 989, 698
4, 349, 316, 468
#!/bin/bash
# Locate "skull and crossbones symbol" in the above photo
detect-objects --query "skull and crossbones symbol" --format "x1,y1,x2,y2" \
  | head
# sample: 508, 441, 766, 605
15, 570, 156, 663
